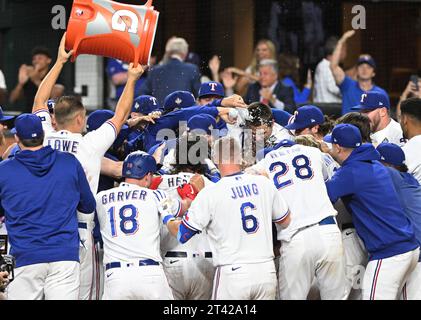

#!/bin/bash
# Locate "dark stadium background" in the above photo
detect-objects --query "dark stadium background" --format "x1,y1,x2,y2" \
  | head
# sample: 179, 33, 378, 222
0, 0, 420, 113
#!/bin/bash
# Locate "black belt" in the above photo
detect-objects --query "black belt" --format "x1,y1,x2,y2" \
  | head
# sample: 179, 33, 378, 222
342, 223, 355, 230
165, 251, 212, 258
78, 222, 88, 229
105, 259, 159, 271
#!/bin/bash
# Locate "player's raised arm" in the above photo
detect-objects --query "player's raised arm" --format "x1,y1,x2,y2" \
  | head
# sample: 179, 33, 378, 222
33, 33, 73, 113
330, 30, 355, 86
108, 63, 146, 134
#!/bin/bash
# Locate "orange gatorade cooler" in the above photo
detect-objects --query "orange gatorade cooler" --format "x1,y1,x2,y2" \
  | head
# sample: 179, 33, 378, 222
65, 0, 159, 65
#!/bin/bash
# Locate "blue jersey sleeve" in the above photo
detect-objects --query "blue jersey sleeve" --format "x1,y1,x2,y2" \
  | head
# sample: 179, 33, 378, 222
177, 220, 200, 244
338, 76, 355, 93
76, 160, 96, 213
325, 167, 356, 203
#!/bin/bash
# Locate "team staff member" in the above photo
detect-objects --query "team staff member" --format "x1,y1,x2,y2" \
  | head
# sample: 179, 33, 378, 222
400, 98, 421, 184
325, 124, 419, 300
330, 30, 388, 115
351, 92, 404, 146
0, 114, 95, 300
166, 137, 291, 300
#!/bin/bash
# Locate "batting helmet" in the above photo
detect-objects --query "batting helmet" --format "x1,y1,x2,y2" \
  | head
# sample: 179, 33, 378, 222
122, 151, 157, 179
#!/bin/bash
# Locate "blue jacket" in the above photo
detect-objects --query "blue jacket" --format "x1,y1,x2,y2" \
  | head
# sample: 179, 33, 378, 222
387, 168, 421, 256
139, 58, 201, 105
326, 144, 418, 260
0, 147, 96, 267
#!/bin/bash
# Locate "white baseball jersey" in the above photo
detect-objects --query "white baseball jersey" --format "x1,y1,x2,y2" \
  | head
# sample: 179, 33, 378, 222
370, 118, 405, 147
157, 172, 213, 256
403, 135, 421, 184
252, 144, 337, 242
96, 183, 181, 265
35, 109, 116, 195
184, 173, 289, 266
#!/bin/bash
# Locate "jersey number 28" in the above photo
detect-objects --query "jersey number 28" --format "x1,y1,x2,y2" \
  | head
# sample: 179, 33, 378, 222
108, 204, 139, 237
269, 154, 314, 189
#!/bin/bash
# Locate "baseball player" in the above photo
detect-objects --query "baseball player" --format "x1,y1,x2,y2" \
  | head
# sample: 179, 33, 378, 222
351, 91, 404, 146
376, 143, 421, 299
249, 138, 349, 300
96, 152, 187, 300
165, 136, 291, 300
154, 134, 215, 300
31, 34, 145, 300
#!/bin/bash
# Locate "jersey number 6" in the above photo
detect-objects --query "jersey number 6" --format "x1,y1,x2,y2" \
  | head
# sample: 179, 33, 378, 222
240, 202, 259, 234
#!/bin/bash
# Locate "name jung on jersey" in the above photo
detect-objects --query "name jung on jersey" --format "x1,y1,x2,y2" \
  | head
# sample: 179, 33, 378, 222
230, 183, 259, 200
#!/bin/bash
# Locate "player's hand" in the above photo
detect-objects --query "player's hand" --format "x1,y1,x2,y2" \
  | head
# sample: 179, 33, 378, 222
189, 174, 205, 193
218, 108, 237, 125
340, 30, 355, 43
221, 94, 247, 109
260, 88, 273, 101
128, 63, 147, 81
152, 142, 166, 165
57, 33, 73, 64
0, 271, 9, 290
18, 64, 30, 85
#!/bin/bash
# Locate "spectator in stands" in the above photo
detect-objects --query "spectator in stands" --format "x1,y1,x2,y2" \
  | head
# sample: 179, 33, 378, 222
330, 31, 387, 115
245, 59, 295, 113
9, 47, 64, 113
230, 39, 277, 96
139, 37, 201, 105
0, 69, 6, 105
397, 77, 421, 121
314, 36, 344, 104
106, 58, 146, 107
278, 53, 312, 105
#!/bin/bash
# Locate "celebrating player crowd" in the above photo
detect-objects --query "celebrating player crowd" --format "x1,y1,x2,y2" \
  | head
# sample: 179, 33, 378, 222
0, 29, 421, 301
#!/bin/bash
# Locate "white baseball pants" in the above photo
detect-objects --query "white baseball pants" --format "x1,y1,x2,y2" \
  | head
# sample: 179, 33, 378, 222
163, 255, 215, 300
363, 248, 419, 300
212, 260, 277, 300
402, 261, 421, 300
6, 261, 80, 300
103, 264, 174, 300
278, 223, 349, 300
341, 227, 368, 300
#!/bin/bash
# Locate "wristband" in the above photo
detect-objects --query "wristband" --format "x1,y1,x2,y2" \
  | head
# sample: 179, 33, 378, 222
163, 215, 176, 225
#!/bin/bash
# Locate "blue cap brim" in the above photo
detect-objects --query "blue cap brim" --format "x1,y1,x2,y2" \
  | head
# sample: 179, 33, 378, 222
0, 115, 15, 121
10, 128, 17, 134
323, 134, 333, 143
351, 105, 364, 111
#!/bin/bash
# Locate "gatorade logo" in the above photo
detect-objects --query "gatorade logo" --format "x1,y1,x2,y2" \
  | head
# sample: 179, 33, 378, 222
111, 10, 139, 34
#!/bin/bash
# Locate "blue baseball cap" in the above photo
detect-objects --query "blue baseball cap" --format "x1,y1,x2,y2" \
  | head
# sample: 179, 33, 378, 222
351, 92, 390, 111
357, 55, 376, 69
324, 124, 362, 148
198, 82, 225, 99
132, 95, 161, 114
163, 91, 196, 113
285, 105, 324, 131
0, 106, 14, 122
13, 113, 44, 140
123, 151, 157, 179
187, 114, 217, 135
86, 109, 128, 132
376, 143, 405, 166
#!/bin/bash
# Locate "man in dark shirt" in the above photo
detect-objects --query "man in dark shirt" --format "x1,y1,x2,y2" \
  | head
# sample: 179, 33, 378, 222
9, 47, 64, 113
